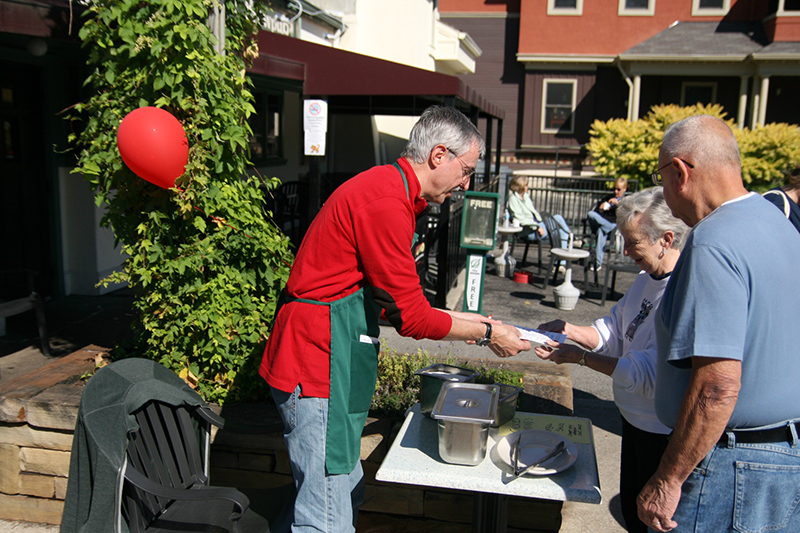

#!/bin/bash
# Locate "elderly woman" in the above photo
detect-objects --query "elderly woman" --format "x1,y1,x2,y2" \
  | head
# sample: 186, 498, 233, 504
507, 175, 571, 256
763, 166, 800, 234
535, 187, 687, 533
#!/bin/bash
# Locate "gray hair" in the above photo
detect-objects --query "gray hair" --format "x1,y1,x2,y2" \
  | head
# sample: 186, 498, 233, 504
617, 187, 689, 250
661, 115, 741, 174
401, 106, 486, 163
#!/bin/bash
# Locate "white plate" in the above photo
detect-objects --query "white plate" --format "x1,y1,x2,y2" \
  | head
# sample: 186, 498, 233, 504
495, 430, 578, 476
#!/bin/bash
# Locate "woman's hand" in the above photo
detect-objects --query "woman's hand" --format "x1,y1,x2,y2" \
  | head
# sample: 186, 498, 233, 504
538, 226, 546, 237
537, 319, 568, 334
534, 341, 582, 365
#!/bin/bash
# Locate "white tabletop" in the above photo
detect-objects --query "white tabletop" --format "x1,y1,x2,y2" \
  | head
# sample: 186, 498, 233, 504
375, 403, 601, 504
497, 225, 523, 234
550, 248, 590, 261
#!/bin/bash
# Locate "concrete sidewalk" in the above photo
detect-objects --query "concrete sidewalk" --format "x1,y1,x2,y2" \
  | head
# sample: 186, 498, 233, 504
1, 244, 637, 532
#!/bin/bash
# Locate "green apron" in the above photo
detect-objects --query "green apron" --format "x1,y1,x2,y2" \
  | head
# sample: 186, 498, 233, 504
281, 163, 416, 475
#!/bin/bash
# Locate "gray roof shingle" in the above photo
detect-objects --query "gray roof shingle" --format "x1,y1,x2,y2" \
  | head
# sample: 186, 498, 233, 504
620, 21, 771, 60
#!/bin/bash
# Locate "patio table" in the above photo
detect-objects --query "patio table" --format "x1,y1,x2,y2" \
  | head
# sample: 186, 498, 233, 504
375, 403, 601, 533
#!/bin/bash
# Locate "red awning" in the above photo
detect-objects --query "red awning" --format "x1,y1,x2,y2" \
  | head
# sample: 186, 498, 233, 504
252, 30, 503, 120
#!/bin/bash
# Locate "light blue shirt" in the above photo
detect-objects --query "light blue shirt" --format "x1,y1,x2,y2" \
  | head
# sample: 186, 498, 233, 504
655, 193, 800, 429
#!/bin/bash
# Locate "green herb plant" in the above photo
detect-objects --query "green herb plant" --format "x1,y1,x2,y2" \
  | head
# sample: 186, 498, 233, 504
372, 341, 524, 419
67, 0, 293, 404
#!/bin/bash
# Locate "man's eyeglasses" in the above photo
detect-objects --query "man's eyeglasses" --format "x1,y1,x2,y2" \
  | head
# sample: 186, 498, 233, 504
650, 158, 694, 186
446, 147, 476, 180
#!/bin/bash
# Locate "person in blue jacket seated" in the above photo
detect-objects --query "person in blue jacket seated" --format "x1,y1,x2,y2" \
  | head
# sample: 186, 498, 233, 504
507, 175, 571, 267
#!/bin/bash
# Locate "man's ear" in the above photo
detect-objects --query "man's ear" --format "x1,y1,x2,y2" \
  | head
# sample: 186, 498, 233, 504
429, 144, 449, 170
674, 158, 691, 191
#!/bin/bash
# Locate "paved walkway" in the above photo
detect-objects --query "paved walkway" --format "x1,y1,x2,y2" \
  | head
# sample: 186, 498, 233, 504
1, 243, 638, 532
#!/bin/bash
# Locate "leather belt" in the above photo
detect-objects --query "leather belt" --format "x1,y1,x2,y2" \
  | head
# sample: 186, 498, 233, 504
718, 422, 800, 446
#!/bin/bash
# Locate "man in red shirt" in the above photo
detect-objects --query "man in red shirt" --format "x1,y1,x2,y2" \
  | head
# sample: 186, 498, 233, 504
260, 106, 529, 532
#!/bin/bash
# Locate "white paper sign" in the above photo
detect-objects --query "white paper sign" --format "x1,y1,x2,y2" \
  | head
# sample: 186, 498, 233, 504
465, 255, 484, 312
304, 99, 327, 133
304, 99, 327, 156
304, 131, 326, 156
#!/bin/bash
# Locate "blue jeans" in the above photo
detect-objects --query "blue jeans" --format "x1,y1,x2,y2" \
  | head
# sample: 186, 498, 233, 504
656, 420, 800, 532
271, 385, 365, 533
532, 214, 570, 266
587, 210, 616, 268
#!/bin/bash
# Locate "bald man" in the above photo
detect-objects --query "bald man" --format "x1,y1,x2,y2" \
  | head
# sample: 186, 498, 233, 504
638, 115, 800, 532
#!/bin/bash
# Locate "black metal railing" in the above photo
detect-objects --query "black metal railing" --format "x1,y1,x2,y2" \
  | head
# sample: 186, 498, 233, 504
516, 174, 640, 232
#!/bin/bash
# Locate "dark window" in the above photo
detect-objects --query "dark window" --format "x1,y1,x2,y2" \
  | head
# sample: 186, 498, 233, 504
554, 0, 578, 8
542, 80, 575, 133
682, 83, 716, 106
784, 0, 800, 11
699, 0, 724, 8
625, 0, 651, 8
249, 91, 283, 163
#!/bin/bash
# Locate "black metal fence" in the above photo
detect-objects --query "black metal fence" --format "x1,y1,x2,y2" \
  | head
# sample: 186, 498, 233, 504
516, 174, 640, 232
422, 171, 639, 308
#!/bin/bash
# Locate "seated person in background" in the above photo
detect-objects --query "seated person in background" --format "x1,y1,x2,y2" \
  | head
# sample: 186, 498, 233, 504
587, 177, 628, 271
536, 186, 688, 533
763, 166, 800, 234
507, 176, 571, 256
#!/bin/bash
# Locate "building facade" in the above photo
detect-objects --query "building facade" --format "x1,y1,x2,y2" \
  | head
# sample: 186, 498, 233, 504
440, 0, 800, 171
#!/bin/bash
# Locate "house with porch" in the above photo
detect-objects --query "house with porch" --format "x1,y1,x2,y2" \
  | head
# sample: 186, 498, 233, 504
439, 0, 800, 172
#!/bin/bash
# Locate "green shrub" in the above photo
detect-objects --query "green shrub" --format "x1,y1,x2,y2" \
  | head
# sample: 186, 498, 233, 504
68, 0, 293, 404
588, 104, 800, 192
371, 342, 524, 419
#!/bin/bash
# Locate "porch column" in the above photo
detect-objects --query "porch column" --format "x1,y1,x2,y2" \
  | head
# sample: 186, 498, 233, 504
737, 76, 748, 129
631, 75, 641, 121
757, 75, 770, 127
750, 76, 761, 130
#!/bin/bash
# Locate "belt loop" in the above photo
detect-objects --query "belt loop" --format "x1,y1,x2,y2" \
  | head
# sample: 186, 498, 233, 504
724, 430, 736, 448
790, 422, 799, 447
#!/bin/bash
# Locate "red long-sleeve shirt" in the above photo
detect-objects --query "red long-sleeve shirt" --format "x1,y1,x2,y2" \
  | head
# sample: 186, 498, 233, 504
259, 158, 453, 397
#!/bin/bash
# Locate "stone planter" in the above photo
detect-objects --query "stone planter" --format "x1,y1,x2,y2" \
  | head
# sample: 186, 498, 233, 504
0, 346, 573, 530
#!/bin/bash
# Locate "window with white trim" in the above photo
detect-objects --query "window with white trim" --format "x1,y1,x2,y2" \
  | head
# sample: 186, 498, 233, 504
692, 0, 730, 16
780, 0, 800, 13
681, 82, 717, 106
548, 0, 583, 16
541, 79, 576, 134
619, 0, 655, 16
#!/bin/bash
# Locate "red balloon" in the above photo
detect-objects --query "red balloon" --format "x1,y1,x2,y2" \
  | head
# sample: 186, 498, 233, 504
117, 107, 189, 189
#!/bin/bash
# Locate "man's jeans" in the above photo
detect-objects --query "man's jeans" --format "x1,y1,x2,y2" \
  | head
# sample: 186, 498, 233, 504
587, 211, 616, 268
659, 421, 800, 532
272, 385, 365, 532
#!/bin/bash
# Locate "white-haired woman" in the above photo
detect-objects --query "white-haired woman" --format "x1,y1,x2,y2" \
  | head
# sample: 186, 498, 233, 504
535, 186, 688, 533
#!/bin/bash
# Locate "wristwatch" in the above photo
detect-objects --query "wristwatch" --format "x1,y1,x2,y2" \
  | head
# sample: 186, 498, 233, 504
477, 322, 492, 346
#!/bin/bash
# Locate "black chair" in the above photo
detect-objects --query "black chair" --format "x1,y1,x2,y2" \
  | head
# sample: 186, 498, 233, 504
541, 216, 590, 291
62, 358, 278, 533
274, 181, 308, 246
599, 232, 641, 306
0, 269, 50, 356
509, 230, 543, 274
122, 401, 269, 533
